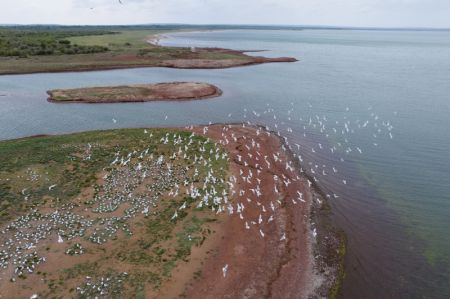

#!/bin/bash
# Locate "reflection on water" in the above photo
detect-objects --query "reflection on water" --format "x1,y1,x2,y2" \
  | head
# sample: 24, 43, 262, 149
1, 29, 450, 297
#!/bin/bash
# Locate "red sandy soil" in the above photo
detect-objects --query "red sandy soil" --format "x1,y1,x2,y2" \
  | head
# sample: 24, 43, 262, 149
158, 55, 298, 69
47, 82, 222, 103
157, 124, 320, 299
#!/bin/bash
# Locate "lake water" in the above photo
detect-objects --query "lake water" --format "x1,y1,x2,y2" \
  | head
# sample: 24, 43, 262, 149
1, 29, 449, 298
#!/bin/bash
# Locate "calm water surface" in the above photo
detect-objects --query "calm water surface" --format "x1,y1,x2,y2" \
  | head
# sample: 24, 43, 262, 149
0, 29, 449, 298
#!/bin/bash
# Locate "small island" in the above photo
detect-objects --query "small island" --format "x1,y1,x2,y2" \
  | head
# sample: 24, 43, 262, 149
47, 82, 222, 103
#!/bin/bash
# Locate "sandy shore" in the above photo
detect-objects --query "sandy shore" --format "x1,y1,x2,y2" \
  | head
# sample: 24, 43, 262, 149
156, 124, 342, 298
47, 82, 222, 103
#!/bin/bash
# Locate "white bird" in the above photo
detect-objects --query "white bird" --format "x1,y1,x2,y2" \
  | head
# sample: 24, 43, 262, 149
142, 206, 149, 214
48, 184, 57, 191
222, 264, 229, 277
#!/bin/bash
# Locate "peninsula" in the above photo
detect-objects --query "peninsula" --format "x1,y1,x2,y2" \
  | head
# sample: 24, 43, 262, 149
0, 124, 342, 299
0, 26, 297, 75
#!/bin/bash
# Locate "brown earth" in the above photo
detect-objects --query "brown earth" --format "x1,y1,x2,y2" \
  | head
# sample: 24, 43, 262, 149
47, 82, 222, 103
155, 124, 322, 299
158, 55, 298, 69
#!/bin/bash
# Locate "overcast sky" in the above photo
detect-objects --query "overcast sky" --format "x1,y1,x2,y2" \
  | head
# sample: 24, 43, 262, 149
1, 0, 449, 28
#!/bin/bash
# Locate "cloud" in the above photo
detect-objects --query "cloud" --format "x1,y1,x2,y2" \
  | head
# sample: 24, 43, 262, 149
1, 0, 449, 28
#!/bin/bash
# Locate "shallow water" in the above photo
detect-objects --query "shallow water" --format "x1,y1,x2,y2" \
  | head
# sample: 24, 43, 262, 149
1, 29, 450, 298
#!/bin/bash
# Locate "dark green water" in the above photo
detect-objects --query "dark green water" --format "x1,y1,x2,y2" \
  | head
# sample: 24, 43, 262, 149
0, 29, 449, 297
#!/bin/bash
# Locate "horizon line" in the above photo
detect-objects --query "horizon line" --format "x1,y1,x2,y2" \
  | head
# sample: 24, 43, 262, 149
1, 23, 450, 31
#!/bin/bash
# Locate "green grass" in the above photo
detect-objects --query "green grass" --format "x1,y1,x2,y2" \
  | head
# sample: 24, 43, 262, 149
0, 128, 228, 298
0, 28, 111, 57
67, 30, 167, 49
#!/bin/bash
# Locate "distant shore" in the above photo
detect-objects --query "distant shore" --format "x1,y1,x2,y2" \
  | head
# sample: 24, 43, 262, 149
0, 29, 297, 75
47, 82, 222, 103
0, 47, 297, 75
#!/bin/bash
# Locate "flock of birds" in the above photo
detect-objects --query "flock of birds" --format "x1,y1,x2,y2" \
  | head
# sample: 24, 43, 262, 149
89, 0, 123, 10
141, 101, 395, 198
108, 102, 396, 282
0, 98, 395, 297
234, 103, 394, 190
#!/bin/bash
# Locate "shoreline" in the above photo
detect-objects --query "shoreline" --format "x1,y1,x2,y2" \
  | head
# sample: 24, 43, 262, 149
158, 123, 344, 298
281, 133, 346, 298
150, 31, 271, 54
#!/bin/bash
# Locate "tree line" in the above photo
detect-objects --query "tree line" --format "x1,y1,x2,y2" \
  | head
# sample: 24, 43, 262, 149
0, 29, 113, 57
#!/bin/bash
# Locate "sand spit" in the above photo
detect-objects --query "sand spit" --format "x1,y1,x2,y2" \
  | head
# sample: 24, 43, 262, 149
47, 82, 222, 103
0, 47, 297, 76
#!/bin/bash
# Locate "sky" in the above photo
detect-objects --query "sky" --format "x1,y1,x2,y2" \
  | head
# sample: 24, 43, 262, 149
1, 0, 450, 28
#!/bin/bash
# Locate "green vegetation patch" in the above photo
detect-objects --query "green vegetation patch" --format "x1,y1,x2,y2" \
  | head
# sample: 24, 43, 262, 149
0, 128, 229, 298
0, 28, 111, 57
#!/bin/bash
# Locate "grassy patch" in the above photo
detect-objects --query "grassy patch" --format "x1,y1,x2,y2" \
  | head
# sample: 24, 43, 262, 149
0, 128, 228, 298
0, 27, 111, 57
